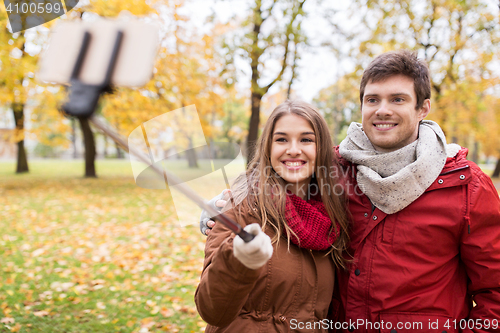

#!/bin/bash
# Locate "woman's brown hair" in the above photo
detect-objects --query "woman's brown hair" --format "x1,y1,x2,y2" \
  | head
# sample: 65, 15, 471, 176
231, 100, 350, 268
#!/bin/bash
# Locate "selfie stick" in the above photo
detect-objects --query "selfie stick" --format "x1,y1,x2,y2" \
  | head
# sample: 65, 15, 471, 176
60, 30, 255, 243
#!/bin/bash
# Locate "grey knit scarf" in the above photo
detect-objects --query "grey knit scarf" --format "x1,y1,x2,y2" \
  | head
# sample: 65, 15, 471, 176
339, 120, 452, 214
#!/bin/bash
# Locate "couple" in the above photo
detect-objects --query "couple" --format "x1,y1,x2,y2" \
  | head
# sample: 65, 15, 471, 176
195, 50, 500, 332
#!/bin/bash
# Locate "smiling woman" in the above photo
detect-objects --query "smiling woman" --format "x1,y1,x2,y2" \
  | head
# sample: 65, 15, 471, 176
270, 113, 317, 199
195, 100, 351, 332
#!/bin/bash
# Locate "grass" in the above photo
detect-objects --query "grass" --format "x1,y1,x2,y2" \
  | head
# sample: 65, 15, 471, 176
0, 158, 246, 333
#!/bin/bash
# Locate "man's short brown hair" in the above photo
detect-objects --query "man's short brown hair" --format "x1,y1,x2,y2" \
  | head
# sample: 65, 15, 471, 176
359, 50, 431, 110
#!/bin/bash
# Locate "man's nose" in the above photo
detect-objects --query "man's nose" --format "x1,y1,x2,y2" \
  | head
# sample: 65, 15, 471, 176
375, 101, 392, 117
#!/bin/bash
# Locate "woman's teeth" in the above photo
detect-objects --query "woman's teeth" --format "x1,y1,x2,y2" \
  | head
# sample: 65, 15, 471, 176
285, 161, 303, 167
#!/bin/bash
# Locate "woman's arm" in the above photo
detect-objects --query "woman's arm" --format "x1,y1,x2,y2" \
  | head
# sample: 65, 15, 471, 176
194, 209, 264, 328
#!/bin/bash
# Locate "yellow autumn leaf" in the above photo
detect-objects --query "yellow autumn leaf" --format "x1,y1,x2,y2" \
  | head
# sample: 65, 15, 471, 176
10, 323, 21, 332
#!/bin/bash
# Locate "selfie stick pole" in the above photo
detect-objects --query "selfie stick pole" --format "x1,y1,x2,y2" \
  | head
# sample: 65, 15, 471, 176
60, 30, 254, 243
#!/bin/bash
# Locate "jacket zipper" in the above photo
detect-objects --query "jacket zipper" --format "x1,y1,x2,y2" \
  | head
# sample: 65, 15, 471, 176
439, 165, 469, 176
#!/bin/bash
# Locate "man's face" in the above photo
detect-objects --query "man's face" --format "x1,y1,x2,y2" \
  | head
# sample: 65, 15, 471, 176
361, 74, 430, 152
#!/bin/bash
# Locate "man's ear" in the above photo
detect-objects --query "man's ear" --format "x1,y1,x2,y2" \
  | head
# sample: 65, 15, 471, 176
418, 99, 431, 120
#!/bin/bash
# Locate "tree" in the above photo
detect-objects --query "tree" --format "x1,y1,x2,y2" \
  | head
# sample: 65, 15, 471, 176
0, 2, 157, 176
0, 13, 38, 173
30, 86, 71, 159
215, 88, 249, 155
478, 95, 500, 177
12, 102, 28, 172
221, 0, 308, 163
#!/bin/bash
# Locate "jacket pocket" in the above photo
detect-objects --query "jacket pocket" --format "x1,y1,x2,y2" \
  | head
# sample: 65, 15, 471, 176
379, 312, 457, 333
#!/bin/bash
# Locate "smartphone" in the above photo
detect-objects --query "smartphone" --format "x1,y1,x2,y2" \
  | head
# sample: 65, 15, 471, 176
37, 16, 159, 87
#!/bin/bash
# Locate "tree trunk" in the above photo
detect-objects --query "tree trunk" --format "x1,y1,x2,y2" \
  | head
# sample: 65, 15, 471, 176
72, 118, 78, 159
103, 133, 108, 158
114, 122, 124, 159
78, 117, 97, 178
116, 141, 123, 159
12, 103, 29, 173
331, 118, 338, 146
16, 140, 29, 173
493, 157, 500, 178
471, 141, 479, 164
246, 92, 263, 165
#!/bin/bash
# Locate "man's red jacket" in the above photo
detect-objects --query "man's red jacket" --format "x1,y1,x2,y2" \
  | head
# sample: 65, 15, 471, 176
334, 147, 500, 333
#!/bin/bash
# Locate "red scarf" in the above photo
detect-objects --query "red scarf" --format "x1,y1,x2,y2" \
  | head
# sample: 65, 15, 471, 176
284, 193, 339, 251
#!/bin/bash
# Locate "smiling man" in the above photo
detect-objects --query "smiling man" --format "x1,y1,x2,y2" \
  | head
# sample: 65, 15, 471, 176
336, 50, 500, 333
360, 74, 429, 152
199, 50, 500, 333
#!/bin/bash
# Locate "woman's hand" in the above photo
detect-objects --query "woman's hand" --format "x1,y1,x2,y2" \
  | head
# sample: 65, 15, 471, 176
233, 224, 273, 270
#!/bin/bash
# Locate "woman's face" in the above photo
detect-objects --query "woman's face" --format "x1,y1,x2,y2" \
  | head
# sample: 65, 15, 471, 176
270, 114, 316, 199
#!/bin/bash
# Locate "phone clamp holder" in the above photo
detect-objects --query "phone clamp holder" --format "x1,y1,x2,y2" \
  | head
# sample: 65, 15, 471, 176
62, 30, 123, 118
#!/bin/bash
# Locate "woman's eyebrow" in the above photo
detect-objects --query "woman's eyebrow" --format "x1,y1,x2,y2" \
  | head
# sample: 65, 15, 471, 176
273, 131, 315, 136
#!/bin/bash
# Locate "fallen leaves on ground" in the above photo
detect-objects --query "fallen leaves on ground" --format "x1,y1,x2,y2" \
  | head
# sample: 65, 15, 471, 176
0, 160, 214, 332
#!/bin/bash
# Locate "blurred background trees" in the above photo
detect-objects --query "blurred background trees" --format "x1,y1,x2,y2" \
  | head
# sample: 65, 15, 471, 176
0, 17, 37, 173
320, 0, 500, 171
240, 0, 307, 164
1, 0, 499, 178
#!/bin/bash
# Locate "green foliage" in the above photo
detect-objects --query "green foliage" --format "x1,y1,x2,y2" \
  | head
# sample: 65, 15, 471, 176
33, 143, 59, 158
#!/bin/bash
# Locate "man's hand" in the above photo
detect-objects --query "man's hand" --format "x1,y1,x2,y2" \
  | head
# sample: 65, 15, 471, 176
200, 189, 231, 235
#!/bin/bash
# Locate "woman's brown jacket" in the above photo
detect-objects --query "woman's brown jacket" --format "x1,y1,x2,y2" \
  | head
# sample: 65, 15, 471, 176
195, 204, 337, 333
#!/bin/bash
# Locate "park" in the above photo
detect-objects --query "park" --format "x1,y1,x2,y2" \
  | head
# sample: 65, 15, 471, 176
1, 0, 500, 332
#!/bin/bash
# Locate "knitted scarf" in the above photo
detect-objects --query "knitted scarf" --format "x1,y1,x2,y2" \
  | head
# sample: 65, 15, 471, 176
284, 193, 339, 251
339, 120, 449, 214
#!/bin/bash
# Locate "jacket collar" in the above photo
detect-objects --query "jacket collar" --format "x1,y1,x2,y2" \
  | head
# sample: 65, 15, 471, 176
442, 147, 469, 173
